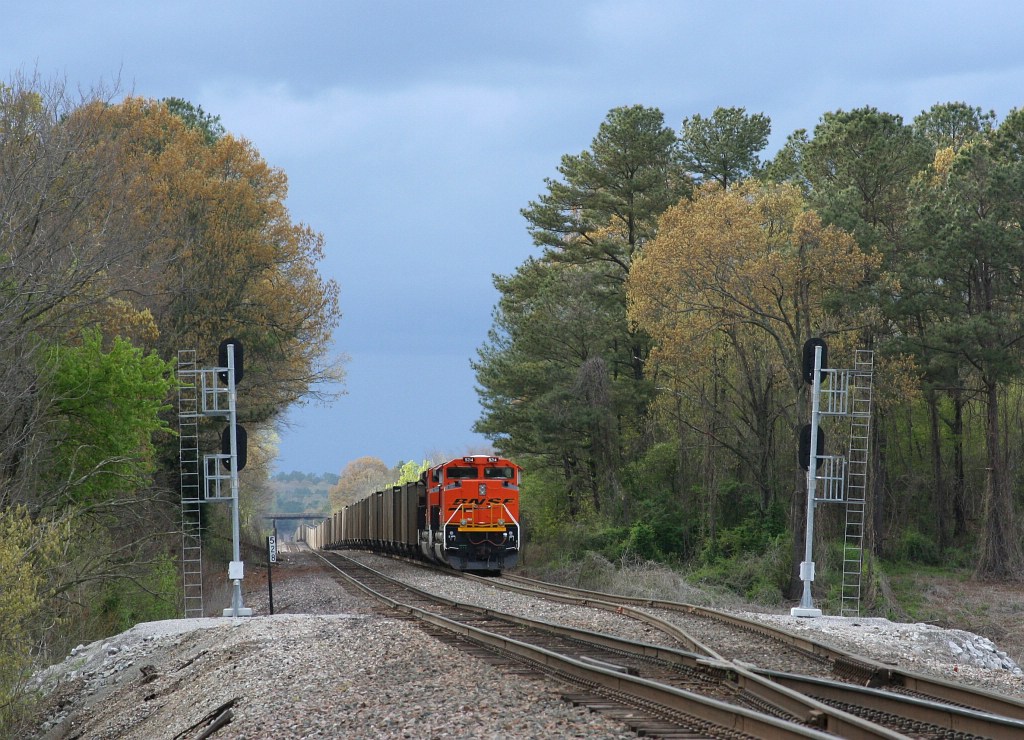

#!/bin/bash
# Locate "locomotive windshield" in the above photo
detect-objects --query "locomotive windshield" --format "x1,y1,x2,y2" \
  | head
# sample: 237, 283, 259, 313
446, 466, 478, 480
484, 466, 515, 479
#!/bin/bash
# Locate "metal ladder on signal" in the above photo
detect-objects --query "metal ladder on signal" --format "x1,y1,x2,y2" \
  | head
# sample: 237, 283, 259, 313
178, 350, 205, 618
840, 350, 874, 617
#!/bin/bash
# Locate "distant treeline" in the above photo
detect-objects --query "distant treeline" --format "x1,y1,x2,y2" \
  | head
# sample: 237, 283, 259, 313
272, 471, 341, 485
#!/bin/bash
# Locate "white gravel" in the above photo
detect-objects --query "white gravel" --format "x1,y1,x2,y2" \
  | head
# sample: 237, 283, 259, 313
739, 611, 1024, 693
25, 546, 1024, 739
26, 548, 636, 739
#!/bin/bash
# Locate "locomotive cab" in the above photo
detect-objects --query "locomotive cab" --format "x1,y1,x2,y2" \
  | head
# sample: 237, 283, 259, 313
421, 455, 521, 571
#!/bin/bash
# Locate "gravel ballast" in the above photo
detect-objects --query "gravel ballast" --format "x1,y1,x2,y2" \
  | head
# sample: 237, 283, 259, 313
28, 550, 636, 739
25, 546, 1024, 738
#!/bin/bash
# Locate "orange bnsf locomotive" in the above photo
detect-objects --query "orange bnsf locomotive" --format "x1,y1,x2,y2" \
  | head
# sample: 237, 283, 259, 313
306, 455, 521, 572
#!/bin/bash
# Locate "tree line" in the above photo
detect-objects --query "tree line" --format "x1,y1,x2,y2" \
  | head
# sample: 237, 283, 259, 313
327, 456, 437, 512
0, 74, 340, 727
473, 101, 1024, 601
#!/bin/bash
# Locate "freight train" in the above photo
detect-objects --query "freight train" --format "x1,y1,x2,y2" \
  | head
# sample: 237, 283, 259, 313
301, 455, 521, 572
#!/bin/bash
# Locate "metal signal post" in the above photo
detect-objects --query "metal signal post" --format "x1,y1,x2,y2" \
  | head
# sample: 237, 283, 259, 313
176, 338, 250, 618
793, 340, 825, 618
183, 339, 251, 617
791, 338, 875, 618
221, 342, 251, 617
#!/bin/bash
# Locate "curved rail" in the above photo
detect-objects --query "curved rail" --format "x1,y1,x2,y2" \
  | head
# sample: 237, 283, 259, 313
496, 573, 874, 672
309, 550, 948, 738
498, 572, 1024, 726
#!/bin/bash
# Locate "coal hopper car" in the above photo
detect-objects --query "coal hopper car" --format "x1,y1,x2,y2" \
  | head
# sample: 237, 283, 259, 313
308, 455, 521, 572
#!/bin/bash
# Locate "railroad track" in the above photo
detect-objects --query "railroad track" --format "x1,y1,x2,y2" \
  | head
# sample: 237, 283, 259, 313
313, 549, 1024, 738
490, 570, 1024, 737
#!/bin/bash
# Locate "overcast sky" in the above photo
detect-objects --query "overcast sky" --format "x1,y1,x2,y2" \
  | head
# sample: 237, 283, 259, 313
6, 1, 1024, 475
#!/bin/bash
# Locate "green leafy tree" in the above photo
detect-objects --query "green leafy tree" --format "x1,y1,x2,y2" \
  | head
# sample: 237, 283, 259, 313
522, 105, 689, 284
517, 105, 688, 480
879, 103, 1000, 552
802, 106, 931, 252
45, 330, 174, 507
760, 129, 809, 191
678, 106, 771, 188
392, 460, 431, 486
30, 330, 180, 647
474, 258, 628, 517
162, 96, 226, 144
913, 101, 995, 153
905, 110, 1024, 578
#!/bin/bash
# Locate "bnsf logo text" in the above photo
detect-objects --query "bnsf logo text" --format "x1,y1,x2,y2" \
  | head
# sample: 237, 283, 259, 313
448, 497, 515, 507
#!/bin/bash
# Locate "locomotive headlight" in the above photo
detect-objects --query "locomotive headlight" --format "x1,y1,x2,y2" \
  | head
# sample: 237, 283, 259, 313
478, 484, 486, 496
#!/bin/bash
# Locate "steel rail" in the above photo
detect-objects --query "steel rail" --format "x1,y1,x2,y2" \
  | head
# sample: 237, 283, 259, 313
761, 669, 1024, 738
334, 548, 722, 656
499, 572, 1024, 722
497, 573, 863, 667
312, 550, 906, 739
473, 573, 724, 658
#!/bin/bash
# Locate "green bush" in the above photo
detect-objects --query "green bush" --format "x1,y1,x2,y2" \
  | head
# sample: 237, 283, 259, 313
690, 533, 792, 605
621, 522, 662, 561
940, 544, 976, 569
895, 529, 941, 565
0, 507, 65, 731
92, 555, 180, 635
518, 467, 584, 544
699, 499, 787, 563
620, 442, 697, 560
46, 330, 174, 505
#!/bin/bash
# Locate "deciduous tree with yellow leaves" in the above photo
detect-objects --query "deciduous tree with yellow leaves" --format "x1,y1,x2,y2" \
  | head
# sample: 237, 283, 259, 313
0, 74, 343, 724
628, 181, 881, 592
76, 96, 343, 419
